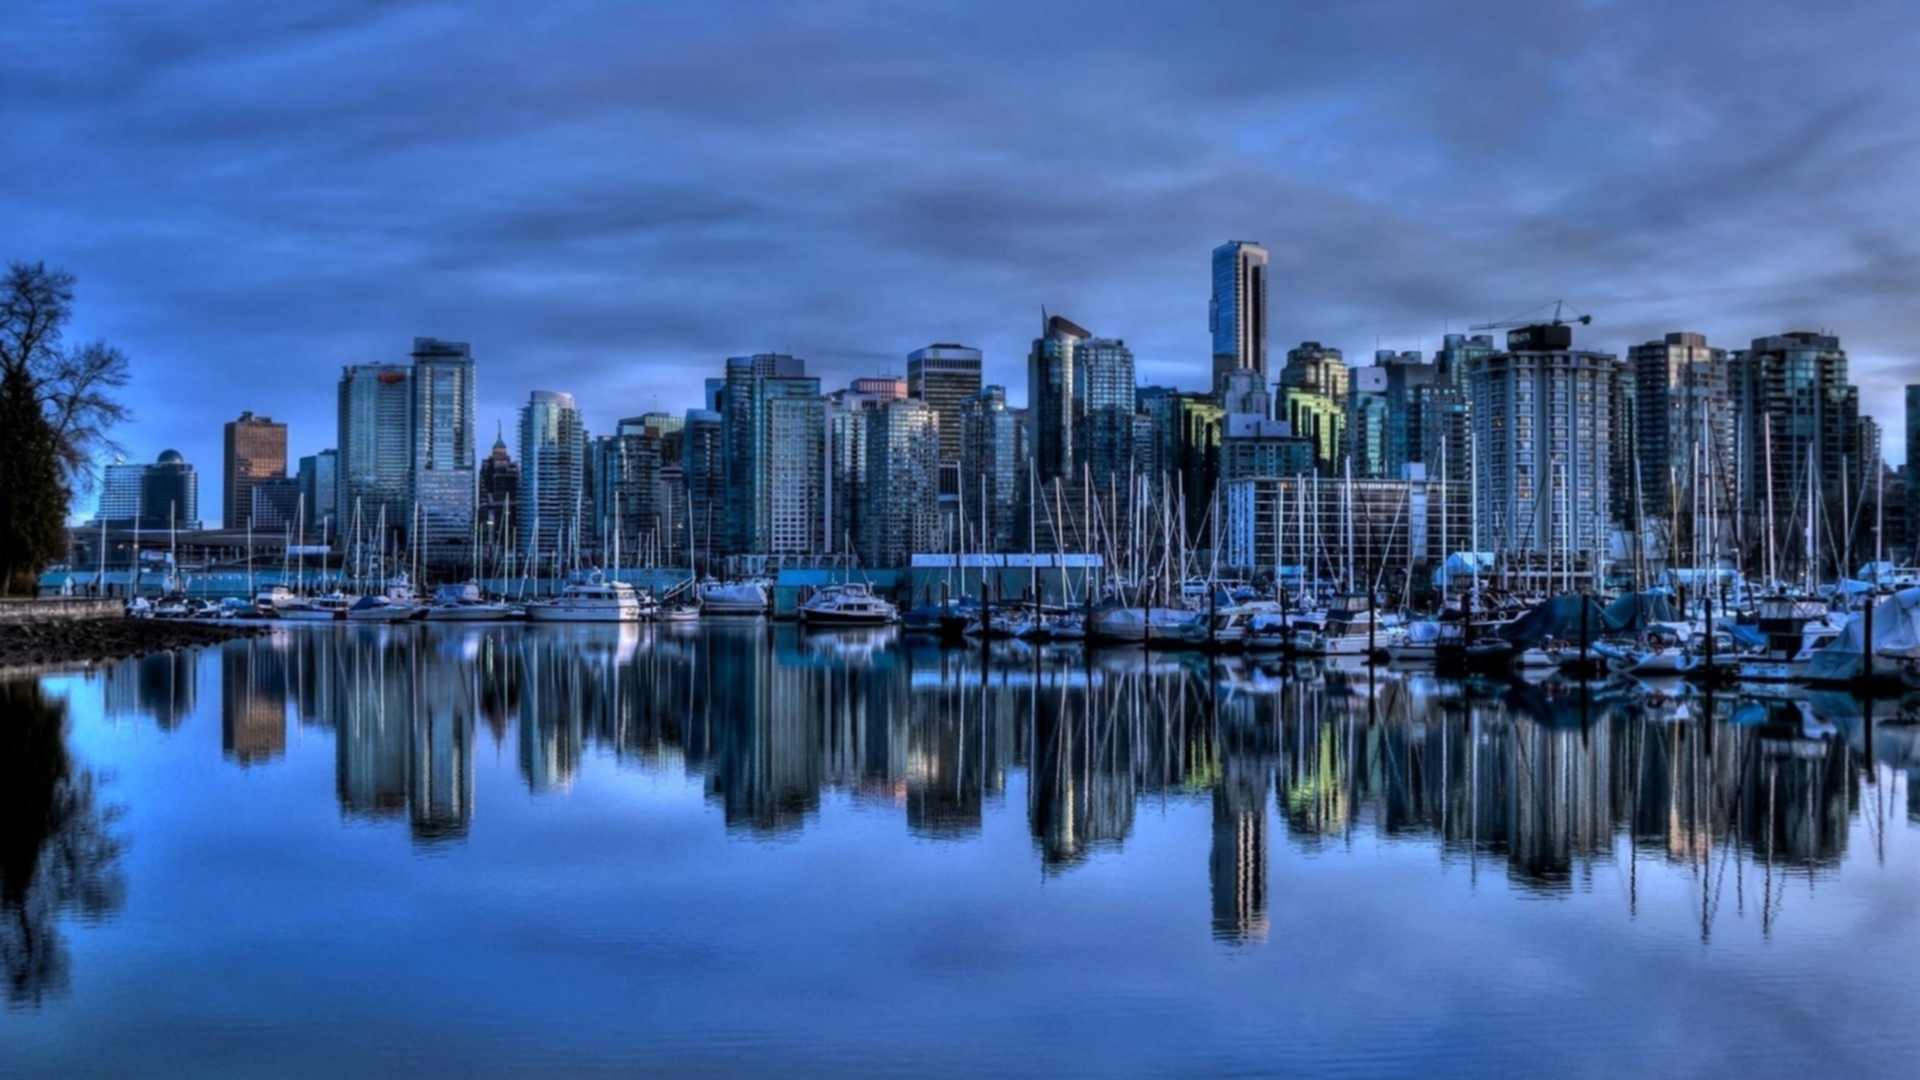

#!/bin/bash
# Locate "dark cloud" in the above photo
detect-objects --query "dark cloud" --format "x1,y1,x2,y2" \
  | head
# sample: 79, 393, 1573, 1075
5, 0, 1919, 521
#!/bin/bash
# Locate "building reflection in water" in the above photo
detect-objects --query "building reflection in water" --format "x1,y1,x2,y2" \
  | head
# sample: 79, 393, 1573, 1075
196, 625, 1916, 938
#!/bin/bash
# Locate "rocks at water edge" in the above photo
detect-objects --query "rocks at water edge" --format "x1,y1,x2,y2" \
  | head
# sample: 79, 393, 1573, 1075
0, 618, 268, 672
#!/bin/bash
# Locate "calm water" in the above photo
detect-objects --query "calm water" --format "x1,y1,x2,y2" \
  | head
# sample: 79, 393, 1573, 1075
5, 623, 1920, 1078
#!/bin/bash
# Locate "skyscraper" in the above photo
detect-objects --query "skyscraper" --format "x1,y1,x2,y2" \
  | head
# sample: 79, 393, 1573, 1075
94, 460, 146, 525
589, 417, 672, 565
408, 338, 477, 560
336, 363, 413, 543
825, 385, 884, 556
1733, 332, 1866, 581
907, 344, 982, 467
960, 385, 1022, 554
1211, 241, 1268, 389
860, 398, 941, 567
222, 411, 287, 529
1027, 316, 1086, 483
1629, 333, 1730, 540
1468, 328, 1618, 578
1277, 342, 1348, 475
1074, 335, 1136, 488
722, 353, 825, 556
297, 450, 337, 537
682, 409, 724, 568
517, 390, 586, 562
476, 432, 516, 549
142, 450, 200, 530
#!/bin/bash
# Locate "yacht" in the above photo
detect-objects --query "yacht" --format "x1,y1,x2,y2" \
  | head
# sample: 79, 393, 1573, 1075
798, 583, 899, 627
1292, 604, 1398, 657
699, 579, 771, 615
525, 575, 649, 623
281, 592, 353, 621
424, 582, 515, 622
346, 594, 418, 622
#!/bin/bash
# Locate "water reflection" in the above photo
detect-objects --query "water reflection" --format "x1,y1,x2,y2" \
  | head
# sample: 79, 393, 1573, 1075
114, 627, 1920, 943
0, 681, 126, 1007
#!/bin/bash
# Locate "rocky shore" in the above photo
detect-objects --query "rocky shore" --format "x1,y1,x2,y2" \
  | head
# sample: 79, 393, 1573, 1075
0, 618, 268, 672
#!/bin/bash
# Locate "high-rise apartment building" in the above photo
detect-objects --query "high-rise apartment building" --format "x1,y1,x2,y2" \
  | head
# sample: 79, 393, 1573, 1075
408, 338, 477, 559
960, 386, 1022, 554
908, 344, 982, 464
336, 363, 413, 542
1629, 332, 1731, 543
1217, 368, 1272, 419
589, 417, 673, 565
1732, 332, 1865, 581
1277, 342, 1348, 475
222, 411, 288, 529
1211, 241, 1269, 388
826, 386, 886, 556
1347, 365, 1392, 479
1027, 316, 1086, 483
682, 409, 725, 567
1220, 414, 1313, 482
517, 390, 586, 561
722, 353, 826, 556
1467, 330, 1619, 576
1075, 335, 1136, 488
297, 450, 337, 536
860, 398, 942, 568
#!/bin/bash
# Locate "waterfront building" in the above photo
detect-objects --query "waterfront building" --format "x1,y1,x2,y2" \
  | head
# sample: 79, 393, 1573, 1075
1222, 469, 1470, 590
222, 411, 287, 529
407, 338, 478, 562
1027, 316, 1086, 484
249, 477, 303, 534
1211, 241, 1269, 388
142, 449, 201, 530
588, 417, 673, 565
1467, 328, 1619, 583
860, 398, 942, 568
1629, 332, 1731, 560
94, 460, 146, 525
1277, 342, 1348, 475
682, 409, 725, 567
959, 386, 1022, 554
908, 342, 982, 476
1732, 332, 1866, 581
517, 390, 586, 565
1220, 414, 1313, 483
722, 353, 826, 556
336, 362, 413, 544
297, 450, 338, 536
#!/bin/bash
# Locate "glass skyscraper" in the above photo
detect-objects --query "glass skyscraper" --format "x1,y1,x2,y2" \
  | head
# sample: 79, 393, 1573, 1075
1027, 316, 1086, 484
336, 363, 413, 544
722, 353, 825, 556
408, 338, 477, 560
960, 385, 1022, 554
1211, 241, 1269, 391
860, 398, 941, 567
517, 390, 586, 565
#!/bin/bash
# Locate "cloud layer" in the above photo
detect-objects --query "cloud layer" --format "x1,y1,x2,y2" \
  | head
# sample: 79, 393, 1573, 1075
6, 0, 1919, 519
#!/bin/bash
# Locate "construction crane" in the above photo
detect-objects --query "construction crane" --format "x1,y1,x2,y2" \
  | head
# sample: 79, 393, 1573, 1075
1470, 301, 1592, 350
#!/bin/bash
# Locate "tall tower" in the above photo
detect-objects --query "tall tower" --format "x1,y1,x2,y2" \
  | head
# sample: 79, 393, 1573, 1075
1211, 241, 1269, 389
860, 398, 942, 567
1733, 332, 1865, 581
721, 353, 825, 556
517, 390, 586, 562
222, 411, 287, 529
407, 338, 477, 562
960, 386, 1022, 554
1276, 342, 1348, 476
336, 363, 413, 542
1027, 315, 1087, 483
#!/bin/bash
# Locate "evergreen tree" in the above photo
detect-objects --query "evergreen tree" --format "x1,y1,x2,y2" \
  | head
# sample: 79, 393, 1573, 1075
0, 369, 68, 593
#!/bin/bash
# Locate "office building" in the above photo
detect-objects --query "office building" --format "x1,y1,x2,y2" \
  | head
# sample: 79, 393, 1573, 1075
683, 409, 724, 568
1347, 365, 1392, 479
826, 386, 886, 556
1733, 332, 1867, 581
1027, 316, 1086, 483
722, 353, 826, 556
1629, 332, 1730, 548
1211, 241, 1269, 387
1220, 414, 1314, 482
297, 450, 338, 537
960, 386, 1023, 554
336, 363, 413, 543
1217, 368, 1272, 419
589, 417, 674, 565
141, 450, 200, 530
517, 390, 586, 561
407, 338, 477, 560
1223, 470, 1470, 588
1467, 327, 1619, 581
860, 398, 942, 568
908, 343, 983, 485
94, 460, 146, 525
1277, 342, 1348, 475
476, 432, 516, 549
222, 411, 288, 529
249, 477, 303, 533
1075, 334, 1136, 488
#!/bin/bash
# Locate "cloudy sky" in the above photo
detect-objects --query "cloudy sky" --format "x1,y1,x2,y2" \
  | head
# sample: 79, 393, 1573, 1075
6, 0, 1918, 522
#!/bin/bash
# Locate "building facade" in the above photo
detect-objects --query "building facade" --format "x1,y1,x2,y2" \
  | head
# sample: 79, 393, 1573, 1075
1732, 332, 1866, 581
222, 411, 288, 529
336, 363, 414, 544
1223, 472, 1471, 590
1211, 241, 1269, 389
1277, 342, 1348, 475
682, 409, 725, 568
860, 398, 942, 568
1629, 332, 1731, 557
94, 461, 146, 525
1027, 316, 1086, 483
960, 386, 1022, 554
407, 338, 477, 561
142, 450, 200, 530
297, 450, 338, 537
517, 390, 586, 563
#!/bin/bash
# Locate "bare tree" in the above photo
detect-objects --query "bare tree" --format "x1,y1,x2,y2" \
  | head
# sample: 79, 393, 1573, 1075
0, 262, 132, 493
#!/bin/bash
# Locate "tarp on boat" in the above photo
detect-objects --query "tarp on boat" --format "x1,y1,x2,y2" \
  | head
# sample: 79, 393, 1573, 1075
1494, 595, 1610, 646
1431, 552, 1496, 587
1602, 591, 1680, 630
1805, 587, 1920, 681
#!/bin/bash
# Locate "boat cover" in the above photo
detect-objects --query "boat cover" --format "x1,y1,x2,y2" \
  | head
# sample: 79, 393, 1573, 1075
1806, 587, 1920, 680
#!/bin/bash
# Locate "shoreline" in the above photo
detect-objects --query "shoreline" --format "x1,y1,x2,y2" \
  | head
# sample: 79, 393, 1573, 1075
0, 618, 268, 679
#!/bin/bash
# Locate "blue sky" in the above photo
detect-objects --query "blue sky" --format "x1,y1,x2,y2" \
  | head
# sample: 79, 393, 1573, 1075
6, 1, 1918, 522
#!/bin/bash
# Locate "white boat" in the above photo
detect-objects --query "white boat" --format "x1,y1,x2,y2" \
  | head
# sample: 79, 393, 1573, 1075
525, 576, 649, 623
1293, 605, 1398, 656
1090, 606, 1205, 645
656, 604, 701, 623
424, 582, 515, 622
1386, 619, 1451, 664
281, 593, 353, 621
346, 594, 418, 622
254, 585, 298, 616
699, 579, 770, 615
798, 583, 898, 627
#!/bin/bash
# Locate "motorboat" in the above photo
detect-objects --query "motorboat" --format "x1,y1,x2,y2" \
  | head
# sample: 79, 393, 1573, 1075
525, 575, 650, 623
253, 585, 298, 616
281, 592, 353, 621
346, 594, 419, 622
798, 583, 899, 627
1386, 618, 1452, 664
656, 604, 701, 623
423, 582, 515, 622
1293, 604, 1398, 657
699, 579, 770, 615
1090, 605, 1205, 646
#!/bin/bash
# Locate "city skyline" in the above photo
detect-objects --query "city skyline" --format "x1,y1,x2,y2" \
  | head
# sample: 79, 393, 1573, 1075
8, 3, 1919, 523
